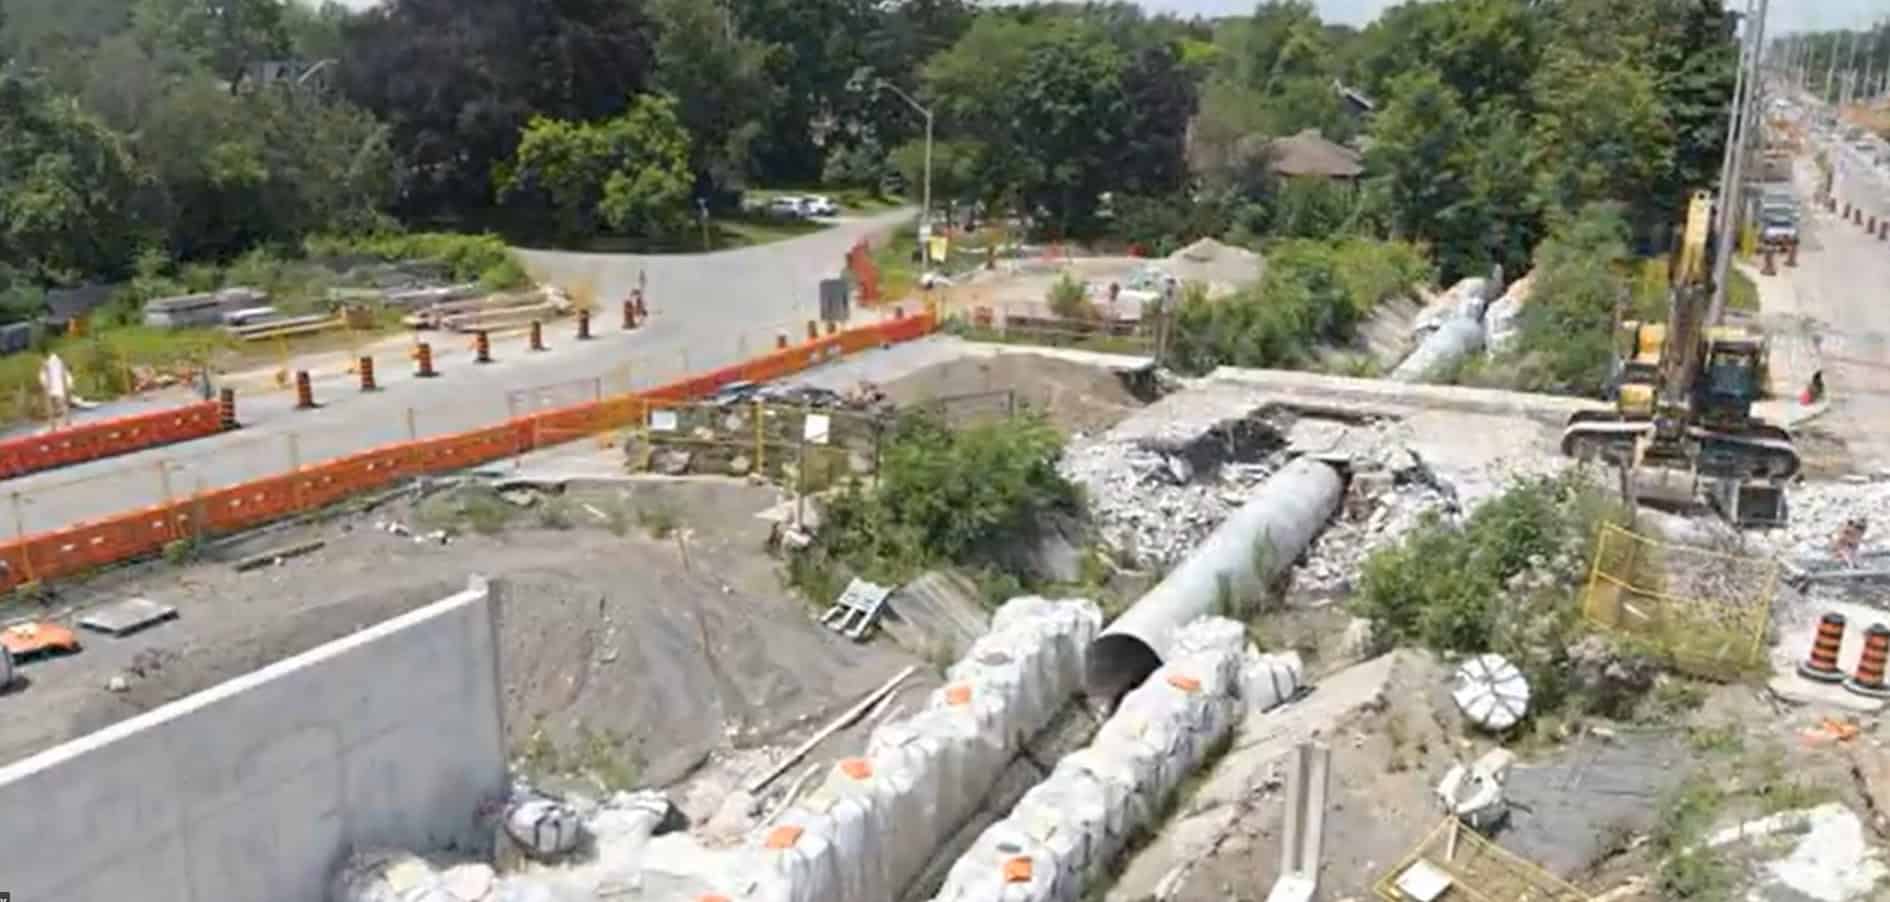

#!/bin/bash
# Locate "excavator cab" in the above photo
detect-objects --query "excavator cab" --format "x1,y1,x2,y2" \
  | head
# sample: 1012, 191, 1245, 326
1695, 330, 1768, 421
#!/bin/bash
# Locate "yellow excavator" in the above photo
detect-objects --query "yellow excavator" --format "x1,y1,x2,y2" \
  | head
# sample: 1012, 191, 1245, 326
1560, 190, 1800, 527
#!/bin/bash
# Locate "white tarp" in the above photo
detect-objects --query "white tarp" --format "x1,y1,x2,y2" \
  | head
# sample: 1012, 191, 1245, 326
931, 617, 1301, 902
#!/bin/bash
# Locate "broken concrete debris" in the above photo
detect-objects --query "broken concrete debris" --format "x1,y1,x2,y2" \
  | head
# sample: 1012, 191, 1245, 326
1434, 748, 1516, 832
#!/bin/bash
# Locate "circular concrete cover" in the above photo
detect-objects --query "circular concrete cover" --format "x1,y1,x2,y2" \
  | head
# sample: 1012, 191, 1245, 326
1452, 653, 1531, 731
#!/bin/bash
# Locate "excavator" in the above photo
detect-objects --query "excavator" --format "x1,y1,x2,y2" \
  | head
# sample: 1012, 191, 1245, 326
1559, 190, 1800, 527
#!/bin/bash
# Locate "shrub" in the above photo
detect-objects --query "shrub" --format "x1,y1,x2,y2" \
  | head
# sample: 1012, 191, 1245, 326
1166, 237, 1430, 374
791, 412, 1078, 596
1353, 472, 1627, 713
305, 232, 530, 290
1046, 273, 1095, 320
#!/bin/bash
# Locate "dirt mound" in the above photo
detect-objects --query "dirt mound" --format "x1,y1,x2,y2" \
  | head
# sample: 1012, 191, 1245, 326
883, 354, 1142, 436
497, 552, 916, 786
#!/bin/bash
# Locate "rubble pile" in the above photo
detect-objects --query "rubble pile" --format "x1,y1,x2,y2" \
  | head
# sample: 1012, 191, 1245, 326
1294, 467, 1455, 596
1772, 477, 1890, 562
1059, 410, 1288, 567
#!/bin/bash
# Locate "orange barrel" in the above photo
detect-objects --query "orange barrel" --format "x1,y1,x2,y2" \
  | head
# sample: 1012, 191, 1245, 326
1848, 624, 1890, 698
475, 329, 493, 364
623, 299, 636, 330
826, 320, 838, 336
806, 320, 819, 342
1799, 612, 1847, 682
218, 387, 238, 430
415, 342, 438, 378
294, 371, 316, 410
359, 355, 377, 392
530, 320, 546, 352
776, 332, 789, 350
577, 308, 592, 340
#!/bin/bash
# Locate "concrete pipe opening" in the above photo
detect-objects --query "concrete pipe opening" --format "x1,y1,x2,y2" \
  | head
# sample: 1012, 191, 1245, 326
1084, 456, 1345, 704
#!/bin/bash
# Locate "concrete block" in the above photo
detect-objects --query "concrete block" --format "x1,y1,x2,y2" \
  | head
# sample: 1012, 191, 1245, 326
0, 577, 507, 902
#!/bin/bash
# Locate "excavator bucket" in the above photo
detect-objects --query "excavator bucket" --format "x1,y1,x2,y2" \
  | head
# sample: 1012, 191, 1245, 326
1714, 480, 1787, 529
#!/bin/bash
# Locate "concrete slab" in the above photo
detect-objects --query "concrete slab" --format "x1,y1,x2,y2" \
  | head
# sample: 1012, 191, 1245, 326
76, 597, 179, 637
1768, 673, 1888, 713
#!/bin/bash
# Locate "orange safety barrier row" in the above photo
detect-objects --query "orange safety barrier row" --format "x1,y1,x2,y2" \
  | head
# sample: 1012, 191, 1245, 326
0, 313, 937, 592
0, 400, 223, 479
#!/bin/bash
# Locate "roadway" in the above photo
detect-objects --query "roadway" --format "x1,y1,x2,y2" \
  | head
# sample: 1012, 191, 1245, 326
2, 210, 911, 537
1759, 113, 1890, 473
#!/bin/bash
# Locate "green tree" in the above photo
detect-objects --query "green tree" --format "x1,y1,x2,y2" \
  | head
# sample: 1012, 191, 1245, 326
1365, 68, 1473, 266
1528, 47, 1673, 222
0, 72, 152, 282
497, 95, 694, 240
649, 0, 778, 196
889, 138, 983, 213
132, 0, 290, 90
138, 76, 395, 259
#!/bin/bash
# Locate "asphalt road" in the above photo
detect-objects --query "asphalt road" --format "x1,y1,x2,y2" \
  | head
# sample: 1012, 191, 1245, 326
4, 210, 911, 537
1768, 131, 1890, 472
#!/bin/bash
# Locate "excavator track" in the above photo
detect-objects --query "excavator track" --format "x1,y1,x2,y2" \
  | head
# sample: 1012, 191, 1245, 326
1559, 419, 1801, 480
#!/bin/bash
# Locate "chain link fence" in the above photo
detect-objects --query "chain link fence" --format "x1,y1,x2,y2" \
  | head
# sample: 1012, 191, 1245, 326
1580, 522, 1776, 680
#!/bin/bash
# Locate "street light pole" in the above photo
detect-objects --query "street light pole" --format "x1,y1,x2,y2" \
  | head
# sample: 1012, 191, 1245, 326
873, 79, 935, 255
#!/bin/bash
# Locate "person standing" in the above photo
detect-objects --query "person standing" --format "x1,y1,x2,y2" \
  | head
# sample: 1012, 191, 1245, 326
37, 352, 73, 431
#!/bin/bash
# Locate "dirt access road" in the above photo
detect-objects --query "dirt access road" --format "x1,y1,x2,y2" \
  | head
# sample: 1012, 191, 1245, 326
2, 210, 910, 537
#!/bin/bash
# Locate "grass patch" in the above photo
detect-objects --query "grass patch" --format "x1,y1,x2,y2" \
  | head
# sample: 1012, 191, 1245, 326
635, 503, 679, 539
416, 484, 518, 535
1725, 267, 1760, 314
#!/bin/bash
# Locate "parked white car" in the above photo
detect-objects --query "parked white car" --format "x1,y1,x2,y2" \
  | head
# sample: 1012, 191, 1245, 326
765, 196, 808, 219
802, 195, 840, 217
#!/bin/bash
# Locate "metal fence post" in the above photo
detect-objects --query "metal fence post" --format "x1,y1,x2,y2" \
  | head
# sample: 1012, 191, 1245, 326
286, 432, 302, 471
406, 407, 418, 442
755, 399, 766, 475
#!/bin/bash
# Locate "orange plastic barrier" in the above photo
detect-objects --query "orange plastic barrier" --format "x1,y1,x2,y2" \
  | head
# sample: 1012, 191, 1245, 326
0, 314, 937, 592
0, 400, 223, 479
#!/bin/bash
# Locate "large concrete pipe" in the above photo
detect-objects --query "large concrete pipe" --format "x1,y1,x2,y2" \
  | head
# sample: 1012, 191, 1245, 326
1085, 457, 1344, 702
1391, 316, 1485, 383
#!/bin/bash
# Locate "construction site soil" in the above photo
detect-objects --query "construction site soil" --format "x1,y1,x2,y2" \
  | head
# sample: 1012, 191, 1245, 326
881, 352, 1145, 435
0, 478, 924, 789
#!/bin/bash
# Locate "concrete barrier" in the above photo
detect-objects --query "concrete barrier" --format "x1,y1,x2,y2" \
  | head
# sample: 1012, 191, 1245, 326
0, 576, 508, 902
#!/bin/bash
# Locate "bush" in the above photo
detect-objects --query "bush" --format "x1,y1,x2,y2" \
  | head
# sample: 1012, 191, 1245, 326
1046, 273, 1095, 320
1166, 237, 1431, 374
1501, 203, 1635, 396
790, 412, 1079, 597
305, 232, 530, 290
1353, 472, 1627, 713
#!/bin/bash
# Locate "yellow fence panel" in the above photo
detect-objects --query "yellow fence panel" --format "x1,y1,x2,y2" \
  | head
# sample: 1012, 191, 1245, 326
1580, 522, 1775, 680
1376, 817, 1590, 902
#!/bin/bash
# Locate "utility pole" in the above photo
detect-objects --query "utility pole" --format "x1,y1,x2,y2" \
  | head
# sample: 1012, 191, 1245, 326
1827, 30, 1848, 104
1710, 0, 1766, 325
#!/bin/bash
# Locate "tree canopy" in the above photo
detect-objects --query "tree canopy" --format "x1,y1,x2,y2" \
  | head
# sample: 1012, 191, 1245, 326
0, 0, 1743, 297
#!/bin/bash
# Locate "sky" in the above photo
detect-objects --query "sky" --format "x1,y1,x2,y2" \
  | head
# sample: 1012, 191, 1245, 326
321, 0, 1888, 35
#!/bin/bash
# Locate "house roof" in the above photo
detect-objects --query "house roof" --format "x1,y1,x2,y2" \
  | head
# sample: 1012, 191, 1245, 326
1259, 129, 1365, 179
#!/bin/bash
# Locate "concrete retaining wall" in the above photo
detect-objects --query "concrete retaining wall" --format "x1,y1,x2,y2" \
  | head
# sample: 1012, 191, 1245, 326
0, 576, 507, 902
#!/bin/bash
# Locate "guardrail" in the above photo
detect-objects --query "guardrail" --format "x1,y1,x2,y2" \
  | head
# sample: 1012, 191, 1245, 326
0, 401, 224, 479
0, 311, 936, 593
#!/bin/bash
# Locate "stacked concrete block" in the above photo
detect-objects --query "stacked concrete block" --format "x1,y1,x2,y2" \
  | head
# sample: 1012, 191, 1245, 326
931, 617, 1301, 902
452, 597, 1102, 902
